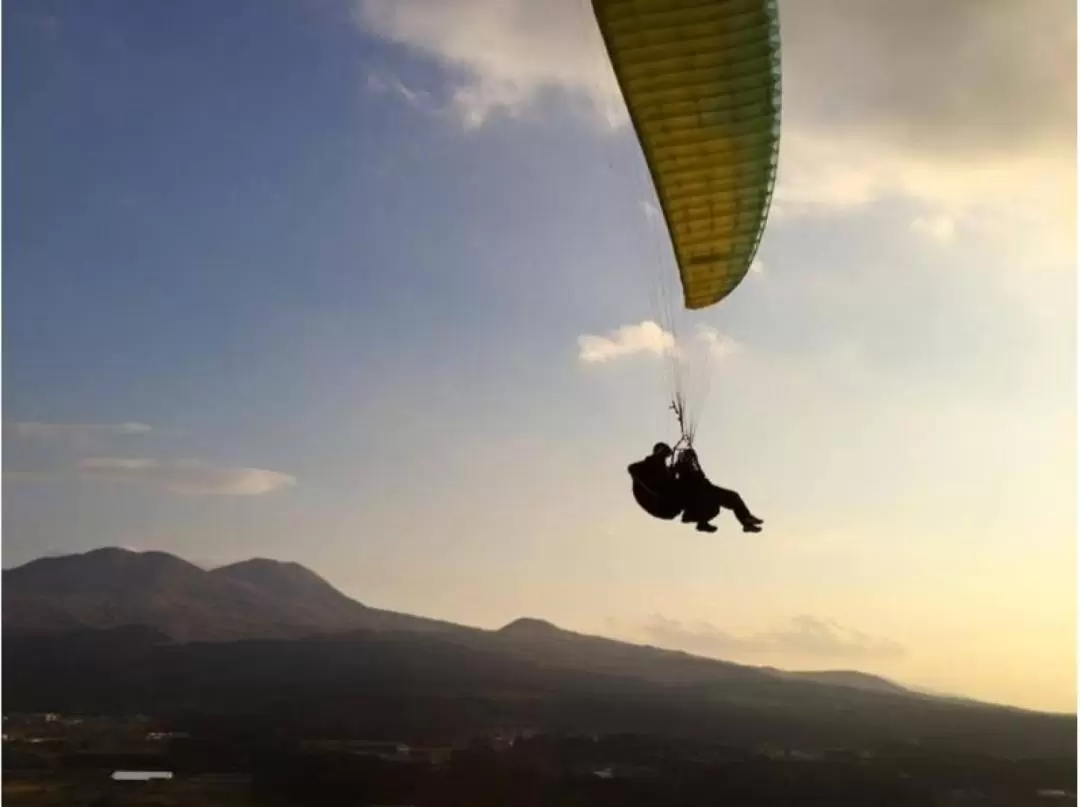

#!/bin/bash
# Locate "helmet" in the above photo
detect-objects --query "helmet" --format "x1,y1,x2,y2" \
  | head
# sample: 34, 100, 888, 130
652, 442, 673, 457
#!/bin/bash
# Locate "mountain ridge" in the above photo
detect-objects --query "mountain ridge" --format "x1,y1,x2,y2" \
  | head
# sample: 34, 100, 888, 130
0, 546, 1007, 709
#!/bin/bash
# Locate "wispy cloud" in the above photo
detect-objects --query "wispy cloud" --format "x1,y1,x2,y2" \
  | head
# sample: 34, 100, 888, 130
76, 458, 297, 497
5, 459, 296, 496
6, 421, 152, 441
695, 325, 741, 360
4, 419, 293, 497
366, 70, 437, 114
620, 614, 905, 661
577, 321, 675, 364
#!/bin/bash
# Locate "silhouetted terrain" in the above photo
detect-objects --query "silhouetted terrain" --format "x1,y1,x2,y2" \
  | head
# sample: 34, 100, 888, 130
5, 720, 1075, 807
6, 624, 1075, 760
4, 548, 1075, 761
3, 547, 462, 641
1, 548, 914, 693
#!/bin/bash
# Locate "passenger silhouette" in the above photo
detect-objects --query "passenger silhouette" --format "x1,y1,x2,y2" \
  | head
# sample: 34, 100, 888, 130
628, 442, 684, 520
673, 448, 763, 533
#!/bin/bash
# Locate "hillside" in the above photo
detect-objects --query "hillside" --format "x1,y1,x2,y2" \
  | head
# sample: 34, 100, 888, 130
3, 547, 1075, 759
0, 546, 1035, 710
4, 548, 903, 695
4, 626, 1075, 759
2, 547, 453, 642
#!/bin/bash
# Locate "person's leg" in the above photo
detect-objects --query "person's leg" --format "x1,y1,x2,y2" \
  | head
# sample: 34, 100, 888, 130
685, 487, 721, 531
679, 481, 703, 523
713, 486, 762, 528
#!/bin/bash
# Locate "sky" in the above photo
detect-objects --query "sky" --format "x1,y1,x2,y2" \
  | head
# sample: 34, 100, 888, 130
3, 0, 1076, 713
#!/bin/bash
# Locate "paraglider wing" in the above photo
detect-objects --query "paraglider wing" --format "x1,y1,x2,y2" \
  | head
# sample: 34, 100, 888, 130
592, 0, 782, 310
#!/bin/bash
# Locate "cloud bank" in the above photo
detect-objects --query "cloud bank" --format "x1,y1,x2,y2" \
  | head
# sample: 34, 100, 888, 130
356, 0, 1074, 253
356, 0, 622, 129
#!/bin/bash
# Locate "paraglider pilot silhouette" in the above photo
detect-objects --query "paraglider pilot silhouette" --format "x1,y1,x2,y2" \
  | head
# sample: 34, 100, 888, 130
628, 443, 763, 534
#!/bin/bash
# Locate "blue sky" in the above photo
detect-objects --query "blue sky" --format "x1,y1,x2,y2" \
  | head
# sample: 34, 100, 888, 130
4, 0, 1076, 712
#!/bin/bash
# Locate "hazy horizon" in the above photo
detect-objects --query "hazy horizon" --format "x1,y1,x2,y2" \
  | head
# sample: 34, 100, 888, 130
4, 0, 1076, 714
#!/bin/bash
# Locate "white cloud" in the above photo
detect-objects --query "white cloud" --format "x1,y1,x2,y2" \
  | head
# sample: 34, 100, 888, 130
6, 421, 152, 441
577, 321, 743, 367
635, 614, 905, 661
910, 215, 956, 244
578, 320, 675, 364
77, 458, 297, 497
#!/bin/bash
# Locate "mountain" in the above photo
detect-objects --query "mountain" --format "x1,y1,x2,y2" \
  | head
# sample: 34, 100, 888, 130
3, 548, 899, 694
2, 547, 455, 642
4, 626, 1075, 759
492, 617, 770, 686
498, 617, 562, 637
3, 548, 261, 641
3, 547, 1075, 758
209, 557, 462, 636
0, 547, 1035, 710
761, 667, 910, 696
211, 557, 348, 601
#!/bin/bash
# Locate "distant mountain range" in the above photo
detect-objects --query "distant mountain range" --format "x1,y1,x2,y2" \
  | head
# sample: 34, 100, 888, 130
4, 547, 1074, 758
3, 547, 902, 694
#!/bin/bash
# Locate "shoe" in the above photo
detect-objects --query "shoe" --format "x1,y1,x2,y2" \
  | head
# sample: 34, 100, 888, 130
695, 522, 718, 533
742, 523, 762, 533
746, 515, 764, 525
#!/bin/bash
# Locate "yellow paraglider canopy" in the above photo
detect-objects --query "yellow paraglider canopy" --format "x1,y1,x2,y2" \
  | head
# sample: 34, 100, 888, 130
592, 0, 782, 310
